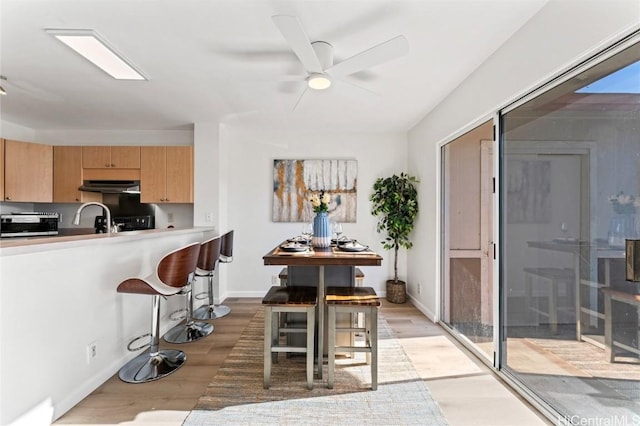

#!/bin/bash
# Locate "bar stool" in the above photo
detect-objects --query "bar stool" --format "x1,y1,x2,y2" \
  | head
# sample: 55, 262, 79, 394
193, 236, 229, 319
163, 276, 214, 343
195, 230, 234, 317
116, 242, 201, 383
326, 286, 380, 390
262, 285, 317, 390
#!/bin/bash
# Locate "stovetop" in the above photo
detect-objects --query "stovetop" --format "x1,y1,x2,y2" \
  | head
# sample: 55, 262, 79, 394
94, 215, 155, 233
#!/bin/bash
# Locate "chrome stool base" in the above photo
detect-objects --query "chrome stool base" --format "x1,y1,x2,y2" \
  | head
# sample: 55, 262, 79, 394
193, 304, 231, 320
118, 349, 186, 383
163, 321, 214, 344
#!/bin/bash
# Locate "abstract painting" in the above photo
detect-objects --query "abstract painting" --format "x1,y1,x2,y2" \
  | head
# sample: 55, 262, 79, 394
506, 159, 551, 224
273, 159, 357, 222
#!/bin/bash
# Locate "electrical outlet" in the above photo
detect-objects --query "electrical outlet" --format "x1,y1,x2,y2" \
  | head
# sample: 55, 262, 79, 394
167, 212, 174, 222
417, 283, 421, 294
205, 212, 214, 222
87, 342, 97, 364
271, 275, 279, 285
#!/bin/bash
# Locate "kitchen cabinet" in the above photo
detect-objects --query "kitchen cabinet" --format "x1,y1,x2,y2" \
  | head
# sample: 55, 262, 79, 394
82, 146, 140, 169
140, 146, 193, 203
53, 146, 101, 203
3, 139, 53, 202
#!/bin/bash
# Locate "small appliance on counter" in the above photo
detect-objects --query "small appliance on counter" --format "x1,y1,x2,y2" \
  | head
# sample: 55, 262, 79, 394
94, 215, 155, 233
0, 212, 60, 237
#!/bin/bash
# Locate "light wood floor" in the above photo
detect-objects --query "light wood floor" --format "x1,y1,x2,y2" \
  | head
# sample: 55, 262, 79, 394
55, 298, 550, 426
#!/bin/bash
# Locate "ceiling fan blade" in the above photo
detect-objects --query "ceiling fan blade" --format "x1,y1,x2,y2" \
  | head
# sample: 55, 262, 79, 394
334, 77, 379, 98
326, 35, 409, 77
292, 87, 309, 111
272, 15, 323, 74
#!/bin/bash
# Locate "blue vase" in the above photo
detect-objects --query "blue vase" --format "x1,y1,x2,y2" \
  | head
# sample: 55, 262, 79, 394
312, 212, 331, 248
608, 214, 637, 247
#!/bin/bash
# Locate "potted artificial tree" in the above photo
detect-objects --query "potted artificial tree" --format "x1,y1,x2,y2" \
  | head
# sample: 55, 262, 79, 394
370, 173, 419, 303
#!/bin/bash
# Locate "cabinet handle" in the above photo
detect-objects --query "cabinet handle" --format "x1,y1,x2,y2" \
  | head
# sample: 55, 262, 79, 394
110, 163, 115, 167
5, 196, 11, 200
75, 198, 80, 202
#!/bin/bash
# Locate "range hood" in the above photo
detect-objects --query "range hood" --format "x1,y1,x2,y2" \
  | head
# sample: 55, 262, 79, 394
78, 180, 141, 194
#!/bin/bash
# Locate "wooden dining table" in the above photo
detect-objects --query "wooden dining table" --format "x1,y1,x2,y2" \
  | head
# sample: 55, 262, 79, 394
263, 242, 383, 378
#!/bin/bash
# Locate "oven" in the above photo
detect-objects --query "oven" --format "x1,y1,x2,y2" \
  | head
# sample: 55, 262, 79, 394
1, 212, 60, 237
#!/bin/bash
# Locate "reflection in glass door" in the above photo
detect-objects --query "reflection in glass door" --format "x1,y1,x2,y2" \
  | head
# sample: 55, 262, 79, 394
442, 120, 495, 360
500, 38, 640, 421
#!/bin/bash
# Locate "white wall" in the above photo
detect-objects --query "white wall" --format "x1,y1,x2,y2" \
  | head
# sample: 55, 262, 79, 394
219, 127, 408, 298
0, 121, 36, 142
407, 0, 640, 320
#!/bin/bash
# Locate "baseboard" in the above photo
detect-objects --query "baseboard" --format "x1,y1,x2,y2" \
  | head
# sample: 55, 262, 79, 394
407, 294, 436, 322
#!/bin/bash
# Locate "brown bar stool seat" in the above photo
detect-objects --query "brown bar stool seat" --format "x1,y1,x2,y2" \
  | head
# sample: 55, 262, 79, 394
193, 235, 229, 319
262, 285, 317, 390
116, 242, 200, 383
326, 286, 381, 390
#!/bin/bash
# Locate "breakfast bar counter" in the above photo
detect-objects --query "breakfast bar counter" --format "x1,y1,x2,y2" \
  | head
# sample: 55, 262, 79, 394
0, 226, 217, 424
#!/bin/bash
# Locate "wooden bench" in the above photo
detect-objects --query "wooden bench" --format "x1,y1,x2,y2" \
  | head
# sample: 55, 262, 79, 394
602, 288, 640, 362
326, 286, 381, 390
262, 285, 317, 389
524, 267, 575, 334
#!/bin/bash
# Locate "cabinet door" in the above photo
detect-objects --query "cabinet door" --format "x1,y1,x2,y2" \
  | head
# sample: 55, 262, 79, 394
140, 146, 167, 203
53, 146, 101, 203
111, 146, 140, 168
54, 146, 82, 202
4, 140, 53, 202
82, 146, 111, 168
165, 146, 193, 203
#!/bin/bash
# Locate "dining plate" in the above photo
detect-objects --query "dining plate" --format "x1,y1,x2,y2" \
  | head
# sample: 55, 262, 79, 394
332, 238, 353, 245
337, 242, 368, 252
287, 236, 309, 244
280, 243, 309, 252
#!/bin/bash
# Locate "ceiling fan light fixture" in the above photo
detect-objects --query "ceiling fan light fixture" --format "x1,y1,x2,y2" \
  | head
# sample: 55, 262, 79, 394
45, 29, 147, 80
307, 73, 331, 90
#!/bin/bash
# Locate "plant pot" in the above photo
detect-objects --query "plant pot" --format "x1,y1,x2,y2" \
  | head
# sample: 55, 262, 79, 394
386, 279, 406, 304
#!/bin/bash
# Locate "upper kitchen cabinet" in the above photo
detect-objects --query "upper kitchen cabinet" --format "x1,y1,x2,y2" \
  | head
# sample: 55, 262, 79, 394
4, 139, 53, 202
140, 146, 193, 203
82, 146, 140, 169
53, 146, 101, 203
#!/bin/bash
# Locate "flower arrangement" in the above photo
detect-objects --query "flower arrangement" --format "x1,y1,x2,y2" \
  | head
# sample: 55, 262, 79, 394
609, 191, 640, 214
310, 190, 330, 214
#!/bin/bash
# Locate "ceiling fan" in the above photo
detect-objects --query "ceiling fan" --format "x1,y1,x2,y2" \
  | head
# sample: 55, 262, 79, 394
271, 15, 409, 110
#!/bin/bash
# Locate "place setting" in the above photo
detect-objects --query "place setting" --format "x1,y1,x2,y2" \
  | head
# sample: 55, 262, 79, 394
278, 241, 313, 253
277, 222, 314, 254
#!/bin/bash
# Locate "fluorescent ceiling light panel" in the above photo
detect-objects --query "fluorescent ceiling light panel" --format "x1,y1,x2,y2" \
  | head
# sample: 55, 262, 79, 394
46, 29, 147, 80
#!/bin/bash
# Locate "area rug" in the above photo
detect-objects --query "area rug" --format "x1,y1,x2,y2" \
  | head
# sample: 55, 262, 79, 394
184, 307, 447, 425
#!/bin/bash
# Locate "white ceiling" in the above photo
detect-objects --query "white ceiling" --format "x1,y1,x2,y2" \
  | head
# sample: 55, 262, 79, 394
0, 0, 548, 133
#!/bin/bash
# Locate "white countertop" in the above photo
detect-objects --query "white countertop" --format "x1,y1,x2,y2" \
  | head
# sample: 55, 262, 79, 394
0, 226, 217, 256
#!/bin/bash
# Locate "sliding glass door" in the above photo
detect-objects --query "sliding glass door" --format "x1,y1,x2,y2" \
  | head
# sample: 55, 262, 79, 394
441, 121, 495, 360
500, 38, 640, 420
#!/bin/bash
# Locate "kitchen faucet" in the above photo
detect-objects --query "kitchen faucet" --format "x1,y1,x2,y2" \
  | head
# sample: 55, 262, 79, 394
72, 202, 113, 234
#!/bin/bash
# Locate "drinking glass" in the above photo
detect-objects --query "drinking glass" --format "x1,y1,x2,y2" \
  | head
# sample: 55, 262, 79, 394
302, 222, 313, 243
333, 222, 343, 240
560, 222, 568, 238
